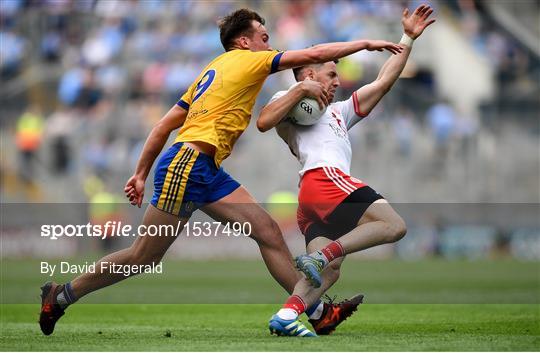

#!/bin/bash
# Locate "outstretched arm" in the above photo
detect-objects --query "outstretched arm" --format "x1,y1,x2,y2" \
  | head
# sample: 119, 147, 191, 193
124, 105, 188, 207
278, 39, 403, 71
354, 4, 435, 117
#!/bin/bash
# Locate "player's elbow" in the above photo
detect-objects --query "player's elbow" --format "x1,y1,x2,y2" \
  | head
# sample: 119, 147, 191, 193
256, 116, 272, 133
280, 48, 325, 69
256, 121, 269, 133
153, 121, 174, 137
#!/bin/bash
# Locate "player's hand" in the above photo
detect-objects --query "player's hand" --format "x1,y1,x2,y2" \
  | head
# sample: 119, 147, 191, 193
124, 175, 145, 208
402, 4, 436, 39
300, 79, 329, 110
365, 40, 404, 55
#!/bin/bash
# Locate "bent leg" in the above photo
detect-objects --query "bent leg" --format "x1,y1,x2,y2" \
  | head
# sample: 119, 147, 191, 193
274, 199, 405, 322
202, 186, 300, 293
71, 205, 186, 299
292, 237, 344, 306
307, 237, 343, 288
337, 199, 407, 254
298, 199, 406, 287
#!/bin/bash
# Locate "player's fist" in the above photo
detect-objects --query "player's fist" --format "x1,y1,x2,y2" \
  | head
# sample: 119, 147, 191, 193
402, 4, 436, 39
365, 40, 403, 55
124, 175, 145, 208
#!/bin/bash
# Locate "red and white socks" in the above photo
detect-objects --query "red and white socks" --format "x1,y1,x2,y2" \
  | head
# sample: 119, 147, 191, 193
276, 295, 307, 320
310, 240, 345, 266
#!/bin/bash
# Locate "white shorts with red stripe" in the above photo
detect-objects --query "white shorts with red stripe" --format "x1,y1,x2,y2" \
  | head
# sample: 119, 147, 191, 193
297, 166, 369, 235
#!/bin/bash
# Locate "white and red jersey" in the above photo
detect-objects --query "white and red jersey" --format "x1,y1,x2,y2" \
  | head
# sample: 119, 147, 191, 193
273, 91, 367, 176
270, 90, 376, 234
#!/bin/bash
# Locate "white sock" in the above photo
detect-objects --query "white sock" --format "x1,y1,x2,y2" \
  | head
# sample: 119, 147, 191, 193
56, 291, 69, 309
276, 308, 298, 321
307, 302, 324, 320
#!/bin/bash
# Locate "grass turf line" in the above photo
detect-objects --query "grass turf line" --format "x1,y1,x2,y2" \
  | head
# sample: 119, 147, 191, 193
2, 259, 538, 350
1, 304, 538, 351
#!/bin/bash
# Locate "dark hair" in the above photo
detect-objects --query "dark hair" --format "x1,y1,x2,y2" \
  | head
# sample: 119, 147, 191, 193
292, 66, 308, 82
292, 60, 339, 82
219, 9, 265, 51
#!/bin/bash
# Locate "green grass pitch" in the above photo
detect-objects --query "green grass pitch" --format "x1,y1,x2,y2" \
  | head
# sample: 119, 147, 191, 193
1, 259, 539, 351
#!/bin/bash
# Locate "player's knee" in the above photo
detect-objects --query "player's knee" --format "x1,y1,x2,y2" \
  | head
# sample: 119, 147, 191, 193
387, 216, 407, 243
129, 245, 164, 266
253, 218, 284, 248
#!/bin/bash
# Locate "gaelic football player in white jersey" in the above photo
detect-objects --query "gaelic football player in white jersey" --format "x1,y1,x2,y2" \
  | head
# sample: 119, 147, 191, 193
258, 5, 435, 335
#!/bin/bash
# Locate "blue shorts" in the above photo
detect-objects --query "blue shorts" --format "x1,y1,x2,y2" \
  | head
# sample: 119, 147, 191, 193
151, 142, 241, 218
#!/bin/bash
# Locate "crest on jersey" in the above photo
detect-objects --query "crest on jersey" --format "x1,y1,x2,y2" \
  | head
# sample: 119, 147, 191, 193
329, 107, 347, 138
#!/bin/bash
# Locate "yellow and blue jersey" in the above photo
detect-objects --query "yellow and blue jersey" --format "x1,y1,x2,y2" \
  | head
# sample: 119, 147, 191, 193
175, 49, 283, 167
151, 49, 283, 217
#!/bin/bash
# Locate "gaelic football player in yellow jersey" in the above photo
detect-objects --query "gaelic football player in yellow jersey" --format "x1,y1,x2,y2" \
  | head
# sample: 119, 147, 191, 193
39, 9, 402, 336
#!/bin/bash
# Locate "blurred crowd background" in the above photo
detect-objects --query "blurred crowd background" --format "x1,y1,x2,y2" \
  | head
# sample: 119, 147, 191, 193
1, 0, 538, 260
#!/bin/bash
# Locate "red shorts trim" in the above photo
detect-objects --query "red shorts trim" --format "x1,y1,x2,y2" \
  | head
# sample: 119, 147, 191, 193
297, 167, 366, 234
